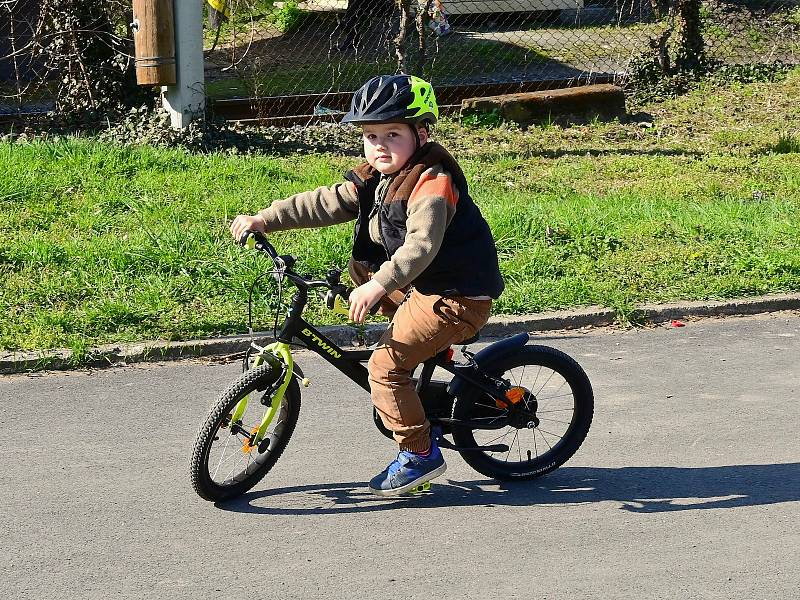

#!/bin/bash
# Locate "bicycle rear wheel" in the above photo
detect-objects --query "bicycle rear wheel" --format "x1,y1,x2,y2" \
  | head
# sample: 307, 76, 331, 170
451, 345, 593, 480
190, 364, 301, 502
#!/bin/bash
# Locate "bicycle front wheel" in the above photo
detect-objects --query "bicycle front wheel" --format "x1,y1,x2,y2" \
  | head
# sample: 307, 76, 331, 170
451, 345, 593, 480
190, 364, 301, 502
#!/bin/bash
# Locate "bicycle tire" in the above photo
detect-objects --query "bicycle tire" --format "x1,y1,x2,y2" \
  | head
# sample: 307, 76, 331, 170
190, 363, 301, 501
451, 345, 593, 480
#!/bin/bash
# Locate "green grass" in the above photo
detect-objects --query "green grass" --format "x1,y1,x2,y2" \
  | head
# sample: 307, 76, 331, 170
2, 69, 800, 356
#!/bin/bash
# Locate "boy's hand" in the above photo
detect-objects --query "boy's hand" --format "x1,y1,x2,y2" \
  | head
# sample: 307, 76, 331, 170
349, 280, 386, 323
230, 214, 266, 242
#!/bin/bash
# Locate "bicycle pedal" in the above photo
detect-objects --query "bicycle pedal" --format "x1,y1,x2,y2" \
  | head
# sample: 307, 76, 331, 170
408, 481, 431, 494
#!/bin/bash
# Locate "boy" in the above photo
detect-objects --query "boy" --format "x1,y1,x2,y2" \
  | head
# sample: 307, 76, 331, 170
230, 75, 504, 496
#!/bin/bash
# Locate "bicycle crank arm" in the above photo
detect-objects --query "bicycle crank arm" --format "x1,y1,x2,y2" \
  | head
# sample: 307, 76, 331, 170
435, 436, 509, 453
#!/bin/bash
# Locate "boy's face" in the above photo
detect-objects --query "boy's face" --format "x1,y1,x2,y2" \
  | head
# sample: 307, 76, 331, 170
362, 122, 428, 175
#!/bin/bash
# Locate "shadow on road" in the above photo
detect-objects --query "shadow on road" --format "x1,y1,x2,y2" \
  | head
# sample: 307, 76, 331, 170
215, 462, 800, 515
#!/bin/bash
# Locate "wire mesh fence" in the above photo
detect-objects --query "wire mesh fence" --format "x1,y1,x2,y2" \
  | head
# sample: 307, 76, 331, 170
1, 0, 798, 116
204, 0, 800, 103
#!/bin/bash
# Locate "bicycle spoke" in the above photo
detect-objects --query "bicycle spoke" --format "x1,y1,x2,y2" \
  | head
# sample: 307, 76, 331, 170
482, 429, 514, 445
212, 429, 237, 481
540, 379, 568, 399
215, 440, 251, 478
472, 407, 506, 417
536, 427, 564, 441
535, 370, 557, 396
481, 428, 516, 455
527, 365, 543, 392
537, 417, 573, 426
222, 452, 250, 485
210, 408, 265, 485
504, 430, 519, 462
475, 400, 506, 413
536, 391, 574, 401
535, 428, 554, 450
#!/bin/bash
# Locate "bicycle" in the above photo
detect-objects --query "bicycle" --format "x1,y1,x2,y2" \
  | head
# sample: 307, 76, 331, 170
190, 231, 594, 502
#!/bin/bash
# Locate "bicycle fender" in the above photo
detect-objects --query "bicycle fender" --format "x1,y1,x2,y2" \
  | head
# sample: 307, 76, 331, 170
447, 332, 530, 397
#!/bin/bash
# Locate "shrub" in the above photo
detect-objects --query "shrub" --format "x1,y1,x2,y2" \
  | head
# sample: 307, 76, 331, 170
271, 1, 306, 34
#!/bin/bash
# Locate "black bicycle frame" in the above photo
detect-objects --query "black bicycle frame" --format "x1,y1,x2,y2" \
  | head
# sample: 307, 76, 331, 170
274, 287, 505, 404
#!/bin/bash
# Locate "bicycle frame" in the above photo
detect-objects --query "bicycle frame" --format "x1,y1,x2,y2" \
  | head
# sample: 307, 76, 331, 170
231, 232, 513, 448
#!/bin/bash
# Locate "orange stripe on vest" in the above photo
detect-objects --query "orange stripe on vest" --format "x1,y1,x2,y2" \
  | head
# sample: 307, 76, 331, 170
410, 172, 458, 207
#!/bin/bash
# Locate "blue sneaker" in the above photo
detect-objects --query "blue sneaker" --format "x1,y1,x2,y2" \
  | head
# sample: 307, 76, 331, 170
368, 442, 446, 496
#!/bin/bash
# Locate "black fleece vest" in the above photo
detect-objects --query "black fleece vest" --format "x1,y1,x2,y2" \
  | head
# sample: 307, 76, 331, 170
344, 142, 505, 299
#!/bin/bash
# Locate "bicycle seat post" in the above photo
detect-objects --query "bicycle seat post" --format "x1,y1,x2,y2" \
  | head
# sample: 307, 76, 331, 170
414, 358, 438, 394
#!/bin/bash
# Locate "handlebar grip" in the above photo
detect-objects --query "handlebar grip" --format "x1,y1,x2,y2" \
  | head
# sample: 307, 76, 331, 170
240, 230, 269, 247
326, 286, 381, 318
325, 288, 351, 316
240, 230, 280, 260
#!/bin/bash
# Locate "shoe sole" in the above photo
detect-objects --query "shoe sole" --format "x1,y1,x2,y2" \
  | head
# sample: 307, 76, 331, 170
368, 463, 447, 497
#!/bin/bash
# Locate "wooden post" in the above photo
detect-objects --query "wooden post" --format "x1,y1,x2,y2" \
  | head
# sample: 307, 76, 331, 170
162, 0, 205, 129
132, 0, 177, 86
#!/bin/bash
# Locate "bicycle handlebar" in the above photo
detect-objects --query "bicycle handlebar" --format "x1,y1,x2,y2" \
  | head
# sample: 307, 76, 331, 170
240, 230, 350, 298
240, 230, 382, 318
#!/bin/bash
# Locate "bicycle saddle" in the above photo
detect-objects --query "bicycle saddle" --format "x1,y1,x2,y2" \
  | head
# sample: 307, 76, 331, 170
432, 331, 481, 360
461, 331, 480, 345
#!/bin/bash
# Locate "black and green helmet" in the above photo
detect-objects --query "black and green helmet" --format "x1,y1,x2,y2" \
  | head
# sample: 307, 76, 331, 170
341, 74, 439, 125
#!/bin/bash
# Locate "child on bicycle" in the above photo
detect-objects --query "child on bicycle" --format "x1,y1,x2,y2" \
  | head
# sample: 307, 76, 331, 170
230, 74, 504, 496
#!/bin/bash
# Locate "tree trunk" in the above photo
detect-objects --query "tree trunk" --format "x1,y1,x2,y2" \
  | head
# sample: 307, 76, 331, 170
209, 7, 223, 30
675, 0, 706, 72
394, 0, 413, 73
415, 0, 432, 76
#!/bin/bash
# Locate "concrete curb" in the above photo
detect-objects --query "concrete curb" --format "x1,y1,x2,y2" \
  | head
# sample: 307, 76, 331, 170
2, 293, 799, 375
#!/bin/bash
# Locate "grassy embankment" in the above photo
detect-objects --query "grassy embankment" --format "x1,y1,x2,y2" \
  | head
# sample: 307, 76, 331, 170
2, 70, 800, 358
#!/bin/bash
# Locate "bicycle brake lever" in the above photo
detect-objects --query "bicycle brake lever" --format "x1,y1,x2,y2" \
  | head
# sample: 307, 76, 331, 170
325, 290, 351, 317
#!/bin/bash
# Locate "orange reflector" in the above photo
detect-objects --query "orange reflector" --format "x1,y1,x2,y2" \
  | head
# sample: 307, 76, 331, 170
241, 426, 259, 454
505, 387, 526, 404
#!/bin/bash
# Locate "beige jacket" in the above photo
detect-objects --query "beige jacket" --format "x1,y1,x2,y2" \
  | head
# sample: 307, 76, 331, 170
257, 164, 458, 294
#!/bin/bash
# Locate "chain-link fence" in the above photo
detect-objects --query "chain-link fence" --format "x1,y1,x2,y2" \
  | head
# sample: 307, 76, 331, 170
1, 0, 798, 116
204, 0, 799, 104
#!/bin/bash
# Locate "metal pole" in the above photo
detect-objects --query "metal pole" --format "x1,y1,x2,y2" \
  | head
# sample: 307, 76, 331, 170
162, 0, 205, 129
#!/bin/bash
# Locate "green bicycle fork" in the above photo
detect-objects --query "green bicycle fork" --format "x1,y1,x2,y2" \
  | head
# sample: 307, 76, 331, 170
229, 342, 295, 448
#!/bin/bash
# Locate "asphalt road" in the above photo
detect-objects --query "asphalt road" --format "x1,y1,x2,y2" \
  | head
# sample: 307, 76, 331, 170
2, 312, 799, 600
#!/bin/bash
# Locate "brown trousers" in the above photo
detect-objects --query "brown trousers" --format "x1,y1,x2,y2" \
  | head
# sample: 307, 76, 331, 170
349, 260, 492, 453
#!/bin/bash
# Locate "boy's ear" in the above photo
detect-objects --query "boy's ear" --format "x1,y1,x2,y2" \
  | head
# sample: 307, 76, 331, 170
417, 123, 429, 144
